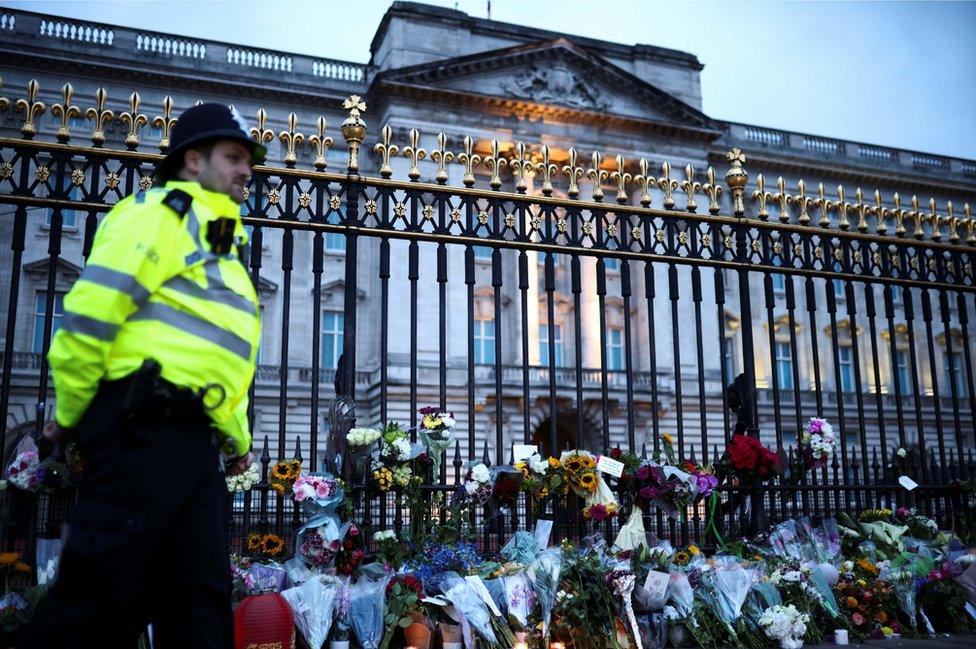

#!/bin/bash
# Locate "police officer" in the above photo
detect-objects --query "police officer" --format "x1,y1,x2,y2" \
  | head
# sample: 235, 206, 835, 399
19, 103, 265, 649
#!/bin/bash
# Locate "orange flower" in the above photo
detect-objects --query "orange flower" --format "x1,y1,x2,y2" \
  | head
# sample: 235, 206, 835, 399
856, 558, 879, 576
262, 534, 285, 557
14, 561, 31, 574
875, 611, 888, 624
846, 597, 859, 608
0, 551, 20, 566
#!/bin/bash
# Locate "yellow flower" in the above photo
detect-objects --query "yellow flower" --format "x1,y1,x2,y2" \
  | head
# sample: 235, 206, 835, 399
422, 415, 441, 429
515, 462, 530, 479
246, 533, 263, 553
674, 551, 690, 566
856, 558, 879, 576
262, 534, 285, 557
537, 487, 549, 499
579, 471, 598, 492
565, 457, 582, 473
548, 457, 561, 469
662, 432, 674, 445
580, 455, 596, 470
0, 552, 20, 567
14, 561, 31, 574
688, 545, 701, 556
271, 463, 291, 480
881, 627, 893, 637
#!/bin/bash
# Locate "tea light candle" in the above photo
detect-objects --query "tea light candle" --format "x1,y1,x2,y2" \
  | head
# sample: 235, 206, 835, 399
835, 629, 849, 645
551, 643, 566, 649
514, 643, 529, 649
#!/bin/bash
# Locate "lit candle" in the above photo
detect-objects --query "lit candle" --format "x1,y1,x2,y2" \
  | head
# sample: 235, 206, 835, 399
551, 643, 566, 649
835, 629, 849, 646
514, 644, 528, 649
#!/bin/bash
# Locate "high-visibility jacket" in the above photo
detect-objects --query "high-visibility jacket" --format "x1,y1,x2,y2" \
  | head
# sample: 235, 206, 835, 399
48, 180, 261, 457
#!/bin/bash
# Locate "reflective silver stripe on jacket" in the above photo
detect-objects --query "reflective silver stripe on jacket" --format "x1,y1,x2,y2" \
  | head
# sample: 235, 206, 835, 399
78, 264, 151, 306
62, 312, 121, 341
163, 275, 255, 315
129, 302, 252, 360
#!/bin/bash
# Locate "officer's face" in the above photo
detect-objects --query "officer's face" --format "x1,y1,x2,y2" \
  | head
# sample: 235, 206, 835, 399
188, 140, 253, 203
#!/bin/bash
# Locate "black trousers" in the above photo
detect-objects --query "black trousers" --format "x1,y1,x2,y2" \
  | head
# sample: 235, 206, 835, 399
19, 376, 233, 649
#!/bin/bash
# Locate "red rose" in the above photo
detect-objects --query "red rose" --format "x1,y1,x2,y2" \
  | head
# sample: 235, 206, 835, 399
610, 447, 622, 460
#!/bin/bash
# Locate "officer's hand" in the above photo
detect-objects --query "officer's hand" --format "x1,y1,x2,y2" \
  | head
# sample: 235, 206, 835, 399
227, 451, 254, 476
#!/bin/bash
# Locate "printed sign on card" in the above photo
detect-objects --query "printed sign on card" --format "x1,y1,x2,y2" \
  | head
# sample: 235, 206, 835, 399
898, 475, 918, 491
534, 519, 553, 548
513, 444, 538, 462
597, 455, 624, 478
643, 570, 670, 599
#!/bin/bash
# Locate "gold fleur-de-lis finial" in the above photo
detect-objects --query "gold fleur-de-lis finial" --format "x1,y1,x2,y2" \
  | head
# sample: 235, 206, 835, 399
430, 132, 454, 185
964, 203, 975, 246
457, 134, 481, 188
373, 124, 399, 178
50, 82, 80, 143
278, 112, 305, 167
789, 179, 814, 226
586, 151, 608, 201
851, 187, 869, 233
0, 75, 9, 112
634, 158, 652, 207
15, 79, 46, 139
909, 195, 924, 239
250, 108, 275, 146
752, 174, 773, 221
892, 193, 906, 237
561, 147, 584, 198
85, 87, 114, 146
610, 154, 631, 204
815, 182, 832, 228
402, 128, 427, 181
836, 185, 851, 231
340, 95, 368, 175
773, 176, 790, 224
872, 189, 889, 235
151, 96, 177, 152
484, 139, 507, 190
308, 116, 333, 171
119, 92, 148, 150
724, 148, 749, 217
535, 144, 558, 197
657, 161, 678, 209
509, 141, 532, 193
946, 201, 959, 243
702, 166, 723, 215
928, 197, 941, 241
680, 164, 702, 213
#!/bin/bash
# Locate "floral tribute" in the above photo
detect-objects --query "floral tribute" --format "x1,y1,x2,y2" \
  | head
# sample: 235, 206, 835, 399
798, 417, 836, 470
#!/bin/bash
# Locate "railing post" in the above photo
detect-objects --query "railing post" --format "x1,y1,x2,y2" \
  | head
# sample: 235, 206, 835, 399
339, 95, 366, 400
725, 148, 765, 534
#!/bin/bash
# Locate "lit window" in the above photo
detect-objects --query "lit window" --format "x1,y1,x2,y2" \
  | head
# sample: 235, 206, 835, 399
893, 349, 910, 394
539, 323, 563, 367
606, 328, 623, 370
33, 292, 65, 353
775, 342, 793, 390
943, 350, 965, 395
473, 319, 495, 365
838, 345, 855, 393
321, 311, 344, 369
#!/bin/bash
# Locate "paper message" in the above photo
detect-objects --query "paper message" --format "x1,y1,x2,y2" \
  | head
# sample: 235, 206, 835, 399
513, 444, 538, 462
597, 455, 625, 478
643, 570, 670, 599
534, 519, 553, 549
898, 475, 918, 491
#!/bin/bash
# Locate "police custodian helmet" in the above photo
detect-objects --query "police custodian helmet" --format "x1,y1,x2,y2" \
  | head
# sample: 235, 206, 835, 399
155, 103, 267, 184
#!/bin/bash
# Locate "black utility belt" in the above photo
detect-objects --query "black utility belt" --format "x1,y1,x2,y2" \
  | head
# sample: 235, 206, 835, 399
107, 360, 218, 427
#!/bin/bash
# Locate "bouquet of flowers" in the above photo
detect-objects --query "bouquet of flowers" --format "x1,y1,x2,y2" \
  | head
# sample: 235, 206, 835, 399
335, 522, 365, 575
409, 541, 482, 593
298, 527, 341, 568
346, 427, 381, 481
269, 458, 302, 495
515, 452, 561, 502
372, 422, 418, 493
720, 434, 782, 484
759, 604, 809, 649
894, 507, 937, 540
225, 463, 259, 493
6, 450, 39, 491
798, 417, 836, 470
418, 406, 456, 476
245, 532, 286, 560
560, 450, 619, 525
373, 529, 406, 570
462, 462, 494, 504
5, 441, 72, 494
380, 575, 426, 649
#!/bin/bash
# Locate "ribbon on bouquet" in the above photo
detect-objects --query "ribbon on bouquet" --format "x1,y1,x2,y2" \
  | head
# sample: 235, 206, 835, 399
703, 491, 726, 551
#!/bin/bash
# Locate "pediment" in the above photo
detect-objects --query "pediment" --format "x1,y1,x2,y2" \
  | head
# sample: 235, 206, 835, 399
377, 38, 719, 132
23, 257, 83, 281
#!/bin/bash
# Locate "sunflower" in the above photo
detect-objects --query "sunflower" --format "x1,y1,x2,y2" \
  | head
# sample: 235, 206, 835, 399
548, 457, 561, 469
688, 545, 701, 556
262, 534, 285, 557
515, 462, 530, 479
674, 551, 690, 566
578, 471, 598, 492
271, 462, 292, 480
537, 487, 549, 499
565, 457, 582, 473
246, 533, 263, 553
579, 455, 596, 470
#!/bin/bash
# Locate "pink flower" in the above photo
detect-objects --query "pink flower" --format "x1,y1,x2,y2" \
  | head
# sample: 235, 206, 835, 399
852, 613, 865, 626
348, 525, 360, 537
315, 481, 333, 499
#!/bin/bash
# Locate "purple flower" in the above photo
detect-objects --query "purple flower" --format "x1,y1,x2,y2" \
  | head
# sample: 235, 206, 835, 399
807, 417, 825, 434
635, 465, 651, 481
639, 486, 658, 501
696, 474, 718, 496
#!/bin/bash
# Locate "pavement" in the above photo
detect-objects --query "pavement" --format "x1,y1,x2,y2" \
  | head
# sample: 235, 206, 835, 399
806, 637, 976, 649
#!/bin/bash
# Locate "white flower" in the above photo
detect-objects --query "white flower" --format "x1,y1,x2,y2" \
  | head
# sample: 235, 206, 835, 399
897, 447, 907, 458
373, 530, 395, 542
391, 438, 412, 461
440, 414, 456, 429
840, 560, 854, 573
348, 428, 381, 447
464, 480, 479, 495
529, 454, 549, 475
470, 463, 490, 483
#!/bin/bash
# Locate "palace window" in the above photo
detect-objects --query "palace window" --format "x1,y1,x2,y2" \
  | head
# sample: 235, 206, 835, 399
774, 342, 794, 390
473, 319, 495, 365
33, 291, 65, 353
606, 328, 623, 370
893, 348, 910, 394
320, 311, 344, 369
473, 245, 492, 260
944, 350, 965, 395
43, 185, 79, 229
838, 345, 855, 392
539, 323, 564, 367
